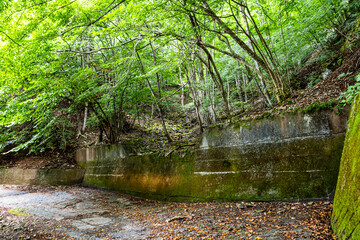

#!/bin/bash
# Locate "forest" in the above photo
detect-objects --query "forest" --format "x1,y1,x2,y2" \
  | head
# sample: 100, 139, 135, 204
0, 0, 360, 158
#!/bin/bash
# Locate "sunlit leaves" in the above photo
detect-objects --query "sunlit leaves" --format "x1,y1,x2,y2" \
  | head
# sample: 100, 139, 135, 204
0, 0, 358, 153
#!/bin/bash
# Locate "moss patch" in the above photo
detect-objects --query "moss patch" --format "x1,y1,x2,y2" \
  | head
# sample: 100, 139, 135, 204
81, 134, 344, 202
332, 94, 360, 239
7, 208, 27, 217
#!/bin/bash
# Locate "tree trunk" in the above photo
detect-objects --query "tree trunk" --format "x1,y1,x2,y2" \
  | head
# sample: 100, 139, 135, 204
82, 102, 88, 133
136, 50, 172, 143
241, 3, 272, 106
179, 65, 185, 110
196, 46, 232, 121
199, 0, 285, 102
183, 64, 204, 134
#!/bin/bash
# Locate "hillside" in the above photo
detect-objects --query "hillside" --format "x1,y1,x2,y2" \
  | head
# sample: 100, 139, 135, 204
0, 0, 359, 168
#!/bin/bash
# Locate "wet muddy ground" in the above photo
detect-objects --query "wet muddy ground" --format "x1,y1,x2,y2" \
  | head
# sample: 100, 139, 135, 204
0, 185, 336, 239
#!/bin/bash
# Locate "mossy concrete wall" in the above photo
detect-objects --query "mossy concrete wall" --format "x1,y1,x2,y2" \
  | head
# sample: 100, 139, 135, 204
332, 95, 360, 239
77, 109, 349, 201
0, 168, 85, 185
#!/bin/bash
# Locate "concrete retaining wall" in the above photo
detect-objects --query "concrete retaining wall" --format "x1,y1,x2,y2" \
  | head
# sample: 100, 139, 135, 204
76, 109, 349, 201
0, 168, 85, 185
0, 109, 349, 201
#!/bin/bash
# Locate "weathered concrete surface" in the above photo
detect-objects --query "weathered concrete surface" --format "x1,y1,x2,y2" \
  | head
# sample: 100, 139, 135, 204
200, 110, 348, 148
332, 95, 360, 239
0, 185, 336, 239
0, 185, 148, 239
0, 168, 85, 185
77, 109, 349, 201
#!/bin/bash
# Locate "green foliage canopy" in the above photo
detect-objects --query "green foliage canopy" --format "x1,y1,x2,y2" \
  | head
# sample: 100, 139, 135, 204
0, 0, 359, 154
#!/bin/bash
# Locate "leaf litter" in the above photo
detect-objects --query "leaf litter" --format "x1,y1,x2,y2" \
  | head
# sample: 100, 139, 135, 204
0, 186, 337, 239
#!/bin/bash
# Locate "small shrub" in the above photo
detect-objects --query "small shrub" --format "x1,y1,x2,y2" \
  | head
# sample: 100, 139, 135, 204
338, 74, 360, 104
303, 101, 334, 113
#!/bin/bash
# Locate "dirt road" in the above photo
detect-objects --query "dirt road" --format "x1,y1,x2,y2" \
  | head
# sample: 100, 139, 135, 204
0, 185, 336, 239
